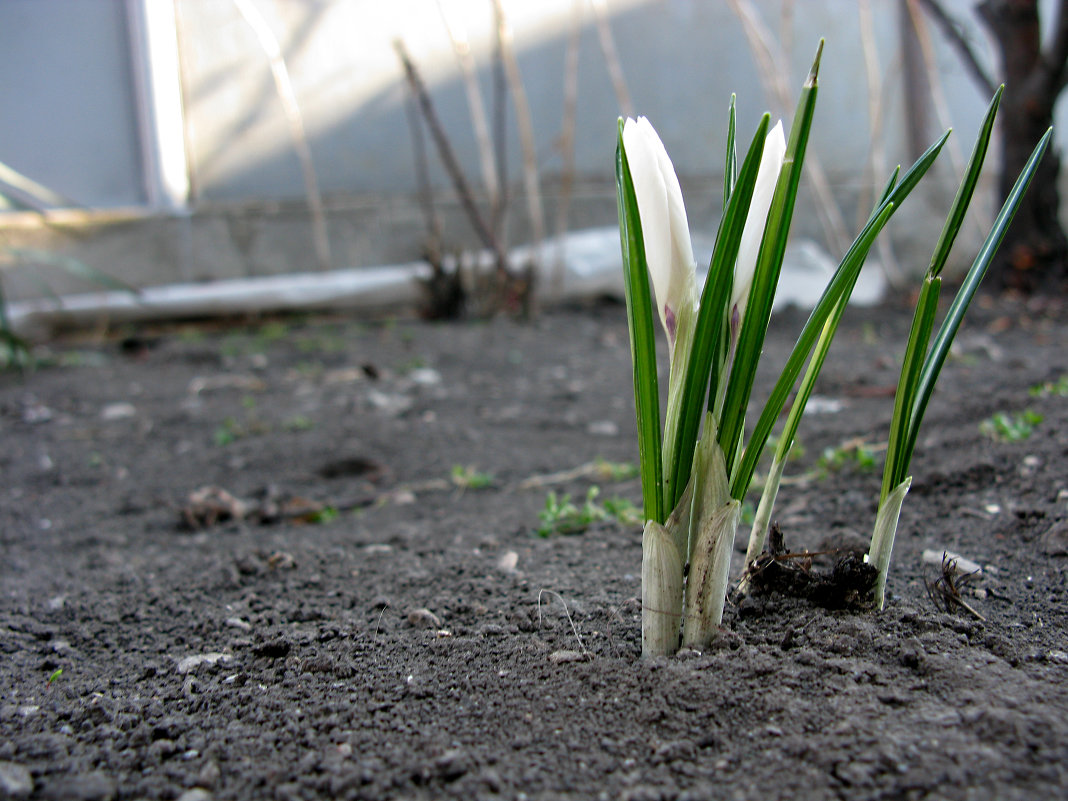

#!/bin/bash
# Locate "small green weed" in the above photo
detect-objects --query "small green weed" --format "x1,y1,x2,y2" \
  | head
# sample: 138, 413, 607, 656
817, 439, 878, 476
283, 415, 315, 432
592, 458, 639, 481
1029, 375, 1068, 398
979, 410, 1042, 442
451, 465, 494, 490
537, 486, 640, 537
310, 506, 340, 524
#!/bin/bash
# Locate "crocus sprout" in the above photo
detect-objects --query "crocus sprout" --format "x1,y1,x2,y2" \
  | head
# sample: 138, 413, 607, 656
614, 39, 1042, 656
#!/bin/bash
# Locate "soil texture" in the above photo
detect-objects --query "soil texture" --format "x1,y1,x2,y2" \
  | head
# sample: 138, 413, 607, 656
1, 293, 1066, 800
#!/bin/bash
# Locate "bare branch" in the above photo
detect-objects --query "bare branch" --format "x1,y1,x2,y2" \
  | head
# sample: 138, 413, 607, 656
1044, 0, 1068, 92
916, 0, 997, 95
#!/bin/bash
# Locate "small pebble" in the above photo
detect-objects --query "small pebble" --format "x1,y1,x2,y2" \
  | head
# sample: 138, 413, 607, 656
922, 549, 982, 576
100, 402, 137, 421
407, 609, 442, 629
0, 761, 33, 799
1039, 520, 1068, 556
176, 652, 231, 675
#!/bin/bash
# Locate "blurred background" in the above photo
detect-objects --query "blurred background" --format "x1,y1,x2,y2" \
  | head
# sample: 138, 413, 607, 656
0, 0, 1063, 327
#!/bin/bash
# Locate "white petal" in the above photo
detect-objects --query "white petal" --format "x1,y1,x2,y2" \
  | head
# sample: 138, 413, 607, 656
622, 117, 696, 342
732, 120, 786, 320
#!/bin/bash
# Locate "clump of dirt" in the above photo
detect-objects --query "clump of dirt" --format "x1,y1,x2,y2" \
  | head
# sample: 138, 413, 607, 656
740, 523, 879, 609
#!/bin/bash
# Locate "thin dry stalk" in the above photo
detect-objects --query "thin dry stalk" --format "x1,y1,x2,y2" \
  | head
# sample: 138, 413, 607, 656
590, 0, 634, 118
551, 0, 584, 299
393, 38, 510, 278
232, 0, 331, 270
726, 0, 851, 258
537, 589, 588, 653
924, 552, 986, 620
402, 91, 444, 267
437, 1, 501, 211
904, 0, 994, 239
858, 0, 902, 286
492, 0, 545, 285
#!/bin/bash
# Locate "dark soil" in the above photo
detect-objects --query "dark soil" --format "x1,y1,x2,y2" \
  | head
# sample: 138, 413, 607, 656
1, 293, 1066, 801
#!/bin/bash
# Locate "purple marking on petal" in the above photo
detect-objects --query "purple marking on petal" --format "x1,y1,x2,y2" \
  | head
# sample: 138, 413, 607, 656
665, 305, 677, 342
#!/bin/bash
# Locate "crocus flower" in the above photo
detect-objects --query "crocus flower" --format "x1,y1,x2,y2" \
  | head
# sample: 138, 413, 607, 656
732, 121, 786, 322
622, 117, 786, 345
621, 117, 696, 349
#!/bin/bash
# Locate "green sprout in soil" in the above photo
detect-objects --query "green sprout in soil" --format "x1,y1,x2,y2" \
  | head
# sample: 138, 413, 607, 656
979, 410, 1043, 442
46, 668, 63, 687
283, 414, 316, 432
450, 464, 494, 491
616, 39, 1048, 655
592, 457, 639, 482
309, 506, 340, 524
1029, 375, 1068, 398
537, 487, 640, 537
816, 438, 879, 476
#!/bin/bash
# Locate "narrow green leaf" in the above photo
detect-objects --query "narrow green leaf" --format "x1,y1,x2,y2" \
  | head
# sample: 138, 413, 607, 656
881, 275, 940, 501
616, 119, 664, 524
877, 166, 900, 207
927, 86, 1003, 279
727, 128, 950, 500
718, 40, 823, 475
665, 114, 770, 511
729, 199, 894, 498
901, 126, 1052, 471
870, 476, 911, 610
724, 94, 738, 207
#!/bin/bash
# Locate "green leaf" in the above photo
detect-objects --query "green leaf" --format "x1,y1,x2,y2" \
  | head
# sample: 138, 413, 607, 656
616, 119, 664, 524
665, 114, 770, 511
724, 94, 738, 207
901, 125, 1053, 473
718, 40, 823, 475
882, 275, 939, 500
926, 87, 1003, 280
728, 128, 949, 500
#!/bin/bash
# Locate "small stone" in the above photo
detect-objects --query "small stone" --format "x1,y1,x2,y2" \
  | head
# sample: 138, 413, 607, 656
408, 367, 441, 386
100, 402, 137, 420
0, 761, 33, 799
922, 549, 982, 576
587, 420, 619, 436
496, 550, 519, 573
176, 652, 231, 674
1039, 521, 1068, 556
407, 609, 442, 629
1047, 650, 1068, 665
366, 390, 412, 417
433, 749, 469, 781
653, 739, 697, 763
176, 790, 213, 801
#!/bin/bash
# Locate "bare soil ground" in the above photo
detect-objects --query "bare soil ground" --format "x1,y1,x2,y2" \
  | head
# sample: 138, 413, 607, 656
1, 292, 1066, 801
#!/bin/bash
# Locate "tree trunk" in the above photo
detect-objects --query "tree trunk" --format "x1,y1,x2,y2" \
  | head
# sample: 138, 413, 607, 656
977, 0, 1068, 292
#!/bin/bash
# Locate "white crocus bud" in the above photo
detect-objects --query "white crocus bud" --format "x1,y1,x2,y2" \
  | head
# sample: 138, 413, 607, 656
621, 116, 696, 348
732, 120, 786, 322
